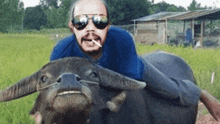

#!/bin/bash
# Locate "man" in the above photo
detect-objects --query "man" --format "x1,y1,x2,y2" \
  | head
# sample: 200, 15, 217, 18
50, 0, 220, 121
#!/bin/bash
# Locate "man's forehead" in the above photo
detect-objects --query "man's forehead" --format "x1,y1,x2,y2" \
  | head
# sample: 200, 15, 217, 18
74, 0, 107, 16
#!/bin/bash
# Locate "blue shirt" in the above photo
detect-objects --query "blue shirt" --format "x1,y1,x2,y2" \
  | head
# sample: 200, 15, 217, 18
50, 26, 145, 81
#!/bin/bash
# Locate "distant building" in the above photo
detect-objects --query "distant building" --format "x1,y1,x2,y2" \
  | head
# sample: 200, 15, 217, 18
132, 9, 220, 46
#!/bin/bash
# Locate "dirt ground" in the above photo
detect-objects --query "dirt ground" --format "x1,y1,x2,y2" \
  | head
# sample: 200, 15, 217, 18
196, 102, 220, 124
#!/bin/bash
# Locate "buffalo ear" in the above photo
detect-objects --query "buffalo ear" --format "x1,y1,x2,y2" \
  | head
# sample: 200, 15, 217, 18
0, 71, 39, 101
106, 91, 126, 112
96, 65, 146, 90
30, 111, 43, 124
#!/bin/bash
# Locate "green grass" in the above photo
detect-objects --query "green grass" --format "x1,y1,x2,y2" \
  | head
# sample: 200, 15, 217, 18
202, 109, 208, 115
0, 34, 55, 123
8, 28, 70, 34
0, 34, 220, 123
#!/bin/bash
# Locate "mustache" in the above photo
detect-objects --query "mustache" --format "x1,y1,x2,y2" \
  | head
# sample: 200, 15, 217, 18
82, 33, 100, 40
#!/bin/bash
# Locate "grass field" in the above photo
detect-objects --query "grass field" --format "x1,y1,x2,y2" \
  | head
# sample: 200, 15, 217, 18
0, 34, 55, 123
0, 34, 220, 123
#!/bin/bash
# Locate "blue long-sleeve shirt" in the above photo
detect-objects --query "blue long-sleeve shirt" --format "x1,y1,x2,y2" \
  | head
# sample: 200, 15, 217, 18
50, 26, 200, 106
50, 26, 144, 80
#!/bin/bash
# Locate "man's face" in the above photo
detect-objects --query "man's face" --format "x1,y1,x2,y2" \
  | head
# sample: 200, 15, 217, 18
73, 0, 109, 54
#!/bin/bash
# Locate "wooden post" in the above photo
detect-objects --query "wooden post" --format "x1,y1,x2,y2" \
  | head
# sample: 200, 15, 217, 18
200, 21, 204, 46
183, 20, 185, 34
192, 19, 194, 41
203, 21, 206, 36
165, 19, 168, 44
133, 20, 136, 35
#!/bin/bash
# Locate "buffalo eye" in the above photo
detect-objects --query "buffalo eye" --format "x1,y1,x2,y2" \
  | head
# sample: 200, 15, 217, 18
41, 76, 48, 82
90, 71, 98, 78
76, 75, 81, 81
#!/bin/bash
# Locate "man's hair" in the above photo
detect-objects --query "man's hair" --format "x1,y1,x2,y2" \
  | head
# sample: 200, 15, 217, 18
68, 0, 110, 22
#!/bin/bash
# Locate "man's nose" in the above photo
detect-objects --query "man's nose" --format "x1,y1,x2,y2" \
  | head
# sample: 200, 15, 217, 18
86, 19, 96, 31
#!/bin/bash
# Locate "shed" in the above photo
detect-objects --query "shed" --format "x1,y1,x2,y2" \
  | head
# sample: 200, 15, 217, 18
132, 9, 220, 45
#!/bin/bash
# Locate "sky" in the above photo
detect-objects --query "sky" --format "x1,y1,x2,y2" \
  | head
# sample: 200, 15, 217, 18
21, 0, 40, 8
21, 0, 220, 9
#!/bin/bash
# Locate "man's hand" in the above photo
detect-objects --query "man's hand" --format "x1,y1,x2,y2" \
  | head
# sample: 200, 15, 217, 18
200, 90, 220, 121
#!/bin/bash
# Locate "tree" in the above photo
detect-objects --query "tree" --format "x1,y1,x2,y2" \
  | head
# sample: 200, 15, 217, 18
0, 0, 10, 32
39, 0, 75, 28
45, 6, 66, 28
166, 5, 186, 12
58, 0, 76, 27
23, 5, 47, 30
151, 1, 186, 13
108, 0, 152, 25
40, 0, 59, 8
0, 0, 24, 33
187, 0, 203, 11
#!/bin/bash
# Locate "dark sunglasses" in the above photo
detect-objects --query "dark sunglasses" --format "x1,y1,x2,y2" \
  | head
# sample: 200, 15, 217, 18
72, 14, 109, 30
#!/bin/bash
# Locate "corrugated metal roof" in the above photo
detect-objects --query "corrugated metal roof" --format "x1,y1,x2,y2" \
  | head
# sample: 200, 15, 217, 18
169, 9, 220, 20
132, 9, 220, 22
131, 12, 185, 21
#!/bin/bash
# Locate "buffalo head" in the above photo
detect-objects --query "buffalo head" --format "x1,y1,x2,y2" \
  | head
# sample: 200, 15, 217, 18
0, 57, 146, 124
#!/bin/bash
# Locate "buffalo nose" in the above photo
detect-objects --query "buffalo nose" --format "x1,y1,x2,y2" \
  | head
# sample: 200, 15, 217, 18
56, 73, 82, 91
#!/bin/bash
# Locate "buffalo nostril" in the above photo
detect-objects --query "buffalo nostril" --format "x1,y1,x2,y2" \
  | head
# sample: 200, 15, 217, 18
57, 77, 62, 83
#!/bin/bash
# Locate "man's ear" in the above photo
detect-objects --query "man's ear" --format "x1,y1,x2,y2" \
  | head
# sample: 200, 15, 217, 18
68, 21, 74, 33
106, 24, 110, 31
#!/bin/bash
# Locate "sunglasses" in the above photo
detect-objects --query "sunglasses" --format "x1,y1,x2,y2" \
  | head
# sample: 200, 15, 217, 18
72, 14, 109, 30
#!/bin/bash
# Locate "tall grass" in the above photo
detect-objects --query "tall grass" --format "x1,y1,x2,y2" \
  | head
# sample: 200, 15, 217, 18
0, 34, 55, 123
0, 34, 220, 123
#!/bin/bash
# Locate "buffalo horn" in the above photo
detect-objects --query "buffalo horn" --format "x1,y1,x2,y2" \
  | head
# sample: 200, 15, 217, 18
97, 65, 146, 90
0, 72, 38, 101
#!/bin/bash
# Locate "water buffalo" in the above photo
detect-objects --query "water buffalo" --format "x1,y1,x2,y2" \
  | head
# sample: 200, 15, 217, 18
0, 51, 198, 124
